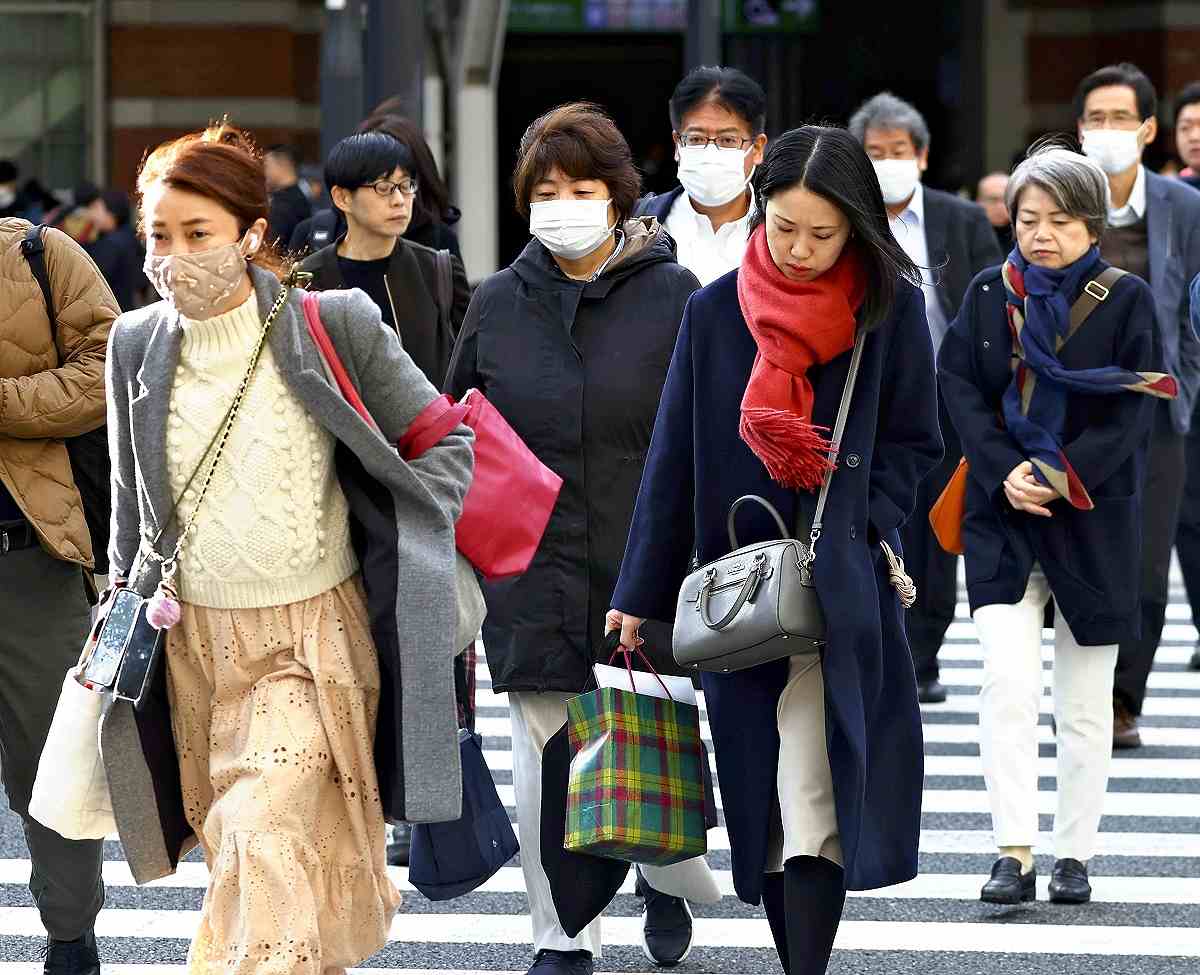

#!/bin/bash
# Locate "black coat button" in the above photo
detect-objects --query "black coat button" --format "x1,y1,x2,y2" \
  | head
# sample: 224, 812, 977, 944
846, 453, 861, 468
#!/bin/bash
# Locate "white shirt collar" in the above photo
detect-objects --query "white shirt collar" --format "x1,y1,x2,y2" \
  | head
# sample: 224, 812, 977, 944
1108, 165, 1147, 227
896, 181, 925, 227
678, 186, 756, 233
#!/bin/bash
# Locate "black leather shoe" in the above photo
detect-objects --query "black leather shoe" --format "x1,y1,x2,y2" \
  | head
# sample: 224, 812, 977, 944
386, 823, 411, 866
917, 679, 947, 704
980, 857, 1036, 904
637, 867, 694, 966
1190, 645, 1200, 672
42, 930, 99, 975
528, 949, 594, 974
1048, 858, 1092, 904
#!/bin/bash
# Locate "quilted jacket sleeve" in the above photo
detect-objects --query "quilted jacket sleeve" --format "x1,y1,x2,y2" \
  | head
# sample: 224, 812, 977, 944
0, 227, 118, 438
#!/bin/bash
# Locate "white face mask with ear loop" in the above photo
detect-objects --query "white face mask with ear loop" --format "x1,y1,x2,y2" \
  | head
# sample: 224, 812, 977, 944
676, 143, 756, 208
1081, 124, 1146, 176
529, 198, 616, 260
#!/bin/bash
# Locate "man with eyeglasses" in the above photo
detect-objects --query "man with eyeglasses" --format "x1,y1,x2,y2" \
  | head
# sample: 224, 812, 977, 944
300, 131, 469, 388
1074, 63, 1200, 746
635, 65, 768, 286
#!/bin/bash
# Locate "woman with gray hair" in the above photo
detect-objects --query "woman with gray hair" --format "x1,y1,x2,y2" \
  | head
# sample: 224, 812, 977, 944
939, 144, 1174, 907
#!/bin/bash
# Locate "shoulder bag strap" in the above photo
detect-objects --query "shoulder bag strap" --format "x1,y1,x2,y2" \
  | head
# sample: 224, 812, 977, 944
20, 225, 56, 323
805, 329, 867, 565
1064, 266, 1127, 344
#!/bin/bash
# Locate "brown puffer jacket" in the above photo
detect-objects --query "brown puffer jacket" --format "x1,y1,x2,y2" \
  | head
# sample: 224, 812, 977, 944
0, 218, 118, 566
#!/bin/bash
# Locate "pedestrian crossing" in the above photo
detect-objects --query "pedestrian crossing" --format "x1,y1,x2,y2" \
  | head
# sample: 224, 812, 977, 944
0, 587, 1197, 973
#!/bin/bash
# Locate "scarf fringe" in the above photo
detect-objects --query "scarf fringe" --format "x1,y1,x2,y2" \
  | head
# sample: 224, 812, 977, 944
740, 408, 836, 491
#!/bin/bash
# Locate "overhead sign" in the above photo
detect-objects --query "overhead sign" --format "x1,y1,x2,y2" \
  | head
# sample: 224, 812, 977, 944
722, 0, 819, 33
509, 0, 687, 32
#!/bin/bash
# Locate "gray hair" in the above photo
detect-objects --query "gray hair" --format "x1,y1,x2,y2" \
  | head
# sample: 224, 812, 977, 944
848, 92, 931, 152
1005, 146, 1108, 240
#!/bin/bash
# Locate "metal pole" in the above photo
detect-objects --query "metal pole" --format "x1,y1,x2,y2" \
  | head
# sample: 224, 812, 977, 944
320, 0, 365, 162
364, 0, 425, 125
685, 0, 721, 70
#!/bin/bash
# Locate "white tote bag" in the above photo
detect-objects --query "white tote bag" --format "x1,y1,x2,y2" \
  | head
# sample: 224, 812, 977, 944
29, 669, 115, 840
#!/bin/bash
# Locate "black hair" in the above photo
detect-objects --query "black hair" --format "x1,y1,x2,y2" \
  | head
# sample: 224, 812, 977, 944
669, 66, 767, 136
358, 112, 455, 229
1072, 62, 1157, 121
101, 189, 131, 227
749, 126, 921, 332
0, 159, 16, 183
72, 181, 100, 208
323, 131, 415, 196
265, 144, 301, 170
1176, 81, 1200, 124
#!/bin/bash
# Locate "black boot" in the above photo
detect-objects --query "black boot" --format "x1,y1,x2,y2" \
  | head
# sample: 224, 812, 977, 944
761, 872, 790, 973
783, 856, 845, 975
42, 930, 99, 975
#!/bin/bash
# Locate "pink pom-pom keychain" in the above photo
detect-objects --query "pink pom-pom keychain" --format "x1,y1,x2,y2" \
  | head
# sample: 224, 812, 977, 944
146, 578, 181, 630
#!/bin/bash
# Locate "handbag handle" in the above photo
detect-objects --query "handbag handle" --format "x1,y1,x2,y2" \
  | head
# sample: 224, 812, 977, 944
697, 551, 769, 631
727, 495, 790, 549
806, 330, 866, 567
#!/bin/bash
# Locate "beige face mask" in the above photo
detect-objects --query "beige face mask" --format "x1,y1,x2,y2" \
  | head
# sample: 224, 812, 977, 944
143, 233, 258, 320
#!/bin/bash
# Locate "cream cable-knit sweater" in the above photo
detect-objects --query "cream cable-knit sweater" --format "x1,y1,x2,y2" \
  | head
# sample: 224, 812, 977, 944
165, 294, 358, 608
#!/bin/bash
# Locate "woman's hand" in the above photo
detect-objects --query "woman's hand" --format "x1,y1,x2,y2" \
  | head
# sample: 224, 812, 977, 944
1003, 461, 1060, 517
605, 609, 645, 650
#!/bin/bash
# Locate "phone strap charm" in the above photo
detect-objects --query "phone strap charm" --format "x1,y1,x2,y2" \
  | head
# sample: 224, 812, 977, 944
145, 560, 181, 630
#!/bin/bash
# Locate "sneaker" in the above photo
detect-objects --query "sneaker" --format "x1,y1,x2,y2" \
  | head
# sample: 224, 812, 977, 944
386, 823, 411, 866
637, 868, 694, 967
41, 930, 99, 975
527, 949, 594, 974
1113, 698, 1142, 749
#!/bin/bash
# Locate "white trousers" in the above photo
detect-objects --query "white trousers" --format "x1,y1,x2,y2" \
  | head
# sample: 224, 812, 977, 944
974, 567, 1118, 861
508, 690, 719, 956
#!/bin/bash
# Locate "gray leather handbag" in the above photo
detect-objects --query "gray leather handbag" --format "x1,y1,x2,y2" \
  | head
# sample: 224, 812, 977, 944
672, 332, 866, 673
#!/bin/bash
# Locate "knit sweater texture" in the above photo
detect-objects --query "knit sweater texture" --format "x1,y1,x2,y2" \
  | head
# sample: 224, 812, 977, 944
165, 293, 357, 608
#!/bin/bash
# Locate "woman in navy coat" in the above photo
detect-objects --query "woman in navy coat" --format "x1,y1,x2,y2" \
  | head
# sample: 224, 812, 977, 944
938, 146, 1171, 907
609, 127, 942, 973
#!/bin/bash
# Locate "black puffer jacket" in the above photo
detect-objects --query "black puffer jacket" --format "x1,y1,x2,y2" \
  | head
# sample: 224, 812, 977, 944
445, 219, 700, 693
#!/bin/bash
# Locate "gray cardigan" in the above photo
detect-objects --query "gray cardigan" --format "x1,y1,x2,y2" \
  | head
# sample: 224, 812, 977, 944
100, 265, 474, 883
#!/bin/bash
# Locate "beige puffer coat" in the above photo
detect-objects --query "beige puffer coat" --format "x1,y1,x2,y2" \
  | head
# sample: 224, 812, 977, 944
0, 218, 118, 566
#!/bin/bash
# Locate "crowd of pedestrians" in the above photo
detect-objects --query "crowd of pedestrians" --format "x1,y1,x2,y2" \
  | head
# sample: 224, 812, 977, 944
2, 54, 1200, 975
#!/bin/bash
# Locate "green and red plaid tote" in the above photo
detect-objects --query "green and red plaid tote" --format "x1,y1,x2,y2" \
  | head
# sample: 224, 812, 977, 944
564, 683, 707, 866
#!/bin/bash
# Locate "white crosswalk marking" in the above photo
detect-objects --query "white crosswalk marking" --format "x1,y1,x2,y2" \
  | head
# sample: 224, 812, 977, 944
1, 577, 1197, 973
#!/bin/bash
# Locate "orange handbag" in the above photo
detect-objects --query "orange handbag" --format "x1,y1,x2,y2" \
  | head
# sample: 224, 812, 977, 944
929, 458, 969, 555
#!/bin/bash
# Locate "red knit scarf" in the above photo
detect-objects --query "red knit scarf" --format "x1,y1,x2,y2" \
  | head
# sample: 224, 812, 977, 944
737, 225, 867, 490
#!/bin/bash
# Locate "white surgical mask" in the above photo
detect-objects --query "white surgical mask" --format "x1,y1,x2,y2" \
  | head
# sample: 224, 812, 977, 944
529, 199, 615, 260
1081, 127, 1144, 175
872, 158, 921, 206
676, 144, 755, 208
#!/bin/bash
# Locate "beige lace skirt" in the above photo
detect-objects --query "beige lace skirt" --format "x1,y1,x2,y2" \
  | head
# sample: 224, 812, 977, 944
165, 575, 402, 975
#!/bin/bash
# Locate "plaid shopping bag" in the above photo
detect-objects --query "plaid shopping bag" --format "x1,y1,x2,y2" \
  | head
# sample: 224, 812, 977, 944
564, 684, 707, 866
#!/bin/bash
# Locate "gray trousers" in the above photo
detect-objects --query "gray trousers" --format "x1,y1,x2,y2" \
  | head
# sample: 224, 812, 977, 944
0, 544, 104, 940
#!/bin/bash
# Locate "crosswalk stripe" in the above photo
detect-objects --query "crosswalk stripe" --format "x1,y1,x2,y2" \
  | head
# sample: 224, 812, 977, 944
0, 908, 1196, 955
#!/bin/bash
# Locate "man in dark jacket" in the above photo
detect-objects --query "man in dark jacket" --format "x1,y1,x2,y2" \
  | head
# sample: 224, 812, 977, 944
634, 65, 767, 286
1074, 64, 1200, 742
849, 91, 1004, 703
84, 190, 146, 311
300, 132, 469, 388
264, 144, 312, 249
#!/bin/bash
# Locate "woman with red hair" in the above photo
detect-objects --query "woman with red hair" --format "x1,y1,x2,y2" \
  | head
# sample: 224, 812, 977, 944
100, 123, 473, 973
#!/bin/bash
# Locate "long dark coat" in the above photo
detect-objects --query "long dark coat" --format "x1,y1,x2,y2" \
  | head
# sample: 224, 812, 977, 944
611, 271, 943, 899
937, 263, 1161, 646
100, 269, 474, 883
445, 220, 700, 692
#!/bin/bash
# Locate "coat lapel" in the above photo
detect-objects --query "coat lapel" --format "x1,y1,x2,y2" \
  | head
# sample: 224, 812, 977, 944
129, 315, 182, 531
1145, 169, 1170, 285
922, 190, 952, 319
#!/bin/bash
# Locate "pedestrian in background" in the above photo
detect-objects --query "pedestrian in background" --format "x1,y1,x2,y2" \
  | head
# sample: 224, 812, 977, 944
976, 171, 1014, 253
446, 102, 704, 974
1074, 62, 1200, 747
1173, 82, 1200, 189
0, 218, 115, 975
849, 91, 1002, 704
291, 111, 463, 265
85, 189, 147, 311
103, 123, 473, 974
610, 125, 942, 975
300, 131, 469, 389
939, 144, 1170, 905
636, 65, 768, 286
263, 144, 312, 248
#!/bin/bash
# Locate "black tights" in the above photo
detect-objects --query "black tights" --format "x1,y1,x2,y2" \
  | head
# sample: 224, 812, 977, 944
762, 856, 846, 974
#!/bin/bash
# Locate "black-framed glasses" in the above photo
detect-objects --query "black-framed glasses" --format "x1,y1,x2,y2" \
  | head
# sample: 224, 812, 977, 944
677, 133, 755, 150
366, 177, 419, 197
